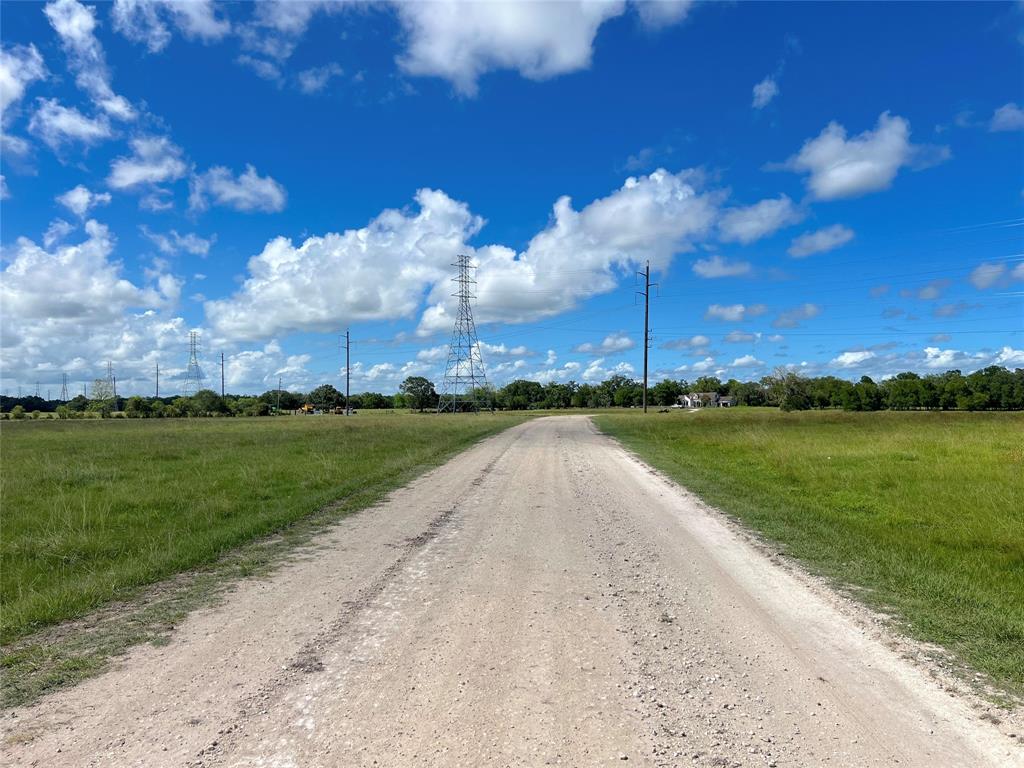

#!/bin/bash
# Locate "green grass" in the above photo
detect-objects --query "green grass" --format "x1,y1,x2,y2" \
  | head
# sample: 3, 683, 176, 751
1, 413, 530, 644
594, 408, 1024, 699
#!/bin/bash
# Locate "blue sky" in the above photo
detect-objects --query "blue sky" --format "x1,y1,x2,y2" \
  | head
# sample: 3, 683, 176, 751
1, 0, 1022, 397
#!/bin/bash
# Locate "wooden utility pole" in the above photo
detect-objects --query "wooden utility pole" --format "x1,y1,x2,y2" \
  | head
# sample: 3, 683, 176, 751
220, 352, 225, 397
345, 329, 351, 415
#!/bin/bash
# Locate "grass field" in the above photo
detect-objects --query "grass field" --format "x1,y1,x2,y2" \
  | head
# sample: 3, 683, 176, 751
0, 413, 531, 644
594, 409, 1024, 698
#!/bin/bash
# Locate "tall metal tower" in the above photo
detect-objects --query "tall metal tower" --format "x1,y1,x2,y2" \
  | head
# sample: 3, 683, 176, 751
60, 373, 69, 401
438, 254, 489, 412
182, 331, 205, 395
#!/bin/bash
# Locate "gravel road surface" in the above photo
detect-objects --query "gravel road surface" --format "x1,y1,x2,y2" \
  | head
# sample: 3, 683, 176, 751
4, 416, 1020, 767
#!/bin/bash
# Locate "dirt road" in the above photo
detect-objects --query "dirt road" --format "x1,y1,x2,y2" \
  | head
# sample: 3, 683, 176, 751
4, 416, 1020, 767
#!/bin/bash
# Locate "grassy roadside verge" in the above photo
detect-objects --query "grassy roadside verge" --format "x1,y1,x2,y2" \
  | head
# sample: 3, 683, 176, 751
593, 409, 1024, 700
1, 413, 532, 706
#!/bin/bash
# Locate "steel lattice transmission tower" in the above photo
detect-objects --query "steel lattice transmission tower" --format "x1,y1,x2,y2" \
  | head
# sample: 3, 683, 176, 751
182, 331, 205, 396
438, 254, 490, 412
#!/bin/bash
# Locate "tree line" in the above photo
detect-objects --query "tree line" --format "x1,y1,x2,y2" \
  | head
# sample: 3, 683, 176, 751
2, 365, 1021, 419
463, 366, 1024, 411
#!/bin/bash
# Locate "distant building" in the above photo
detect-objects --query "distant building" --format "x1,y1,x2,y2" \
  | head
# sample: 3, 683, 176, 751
678, 392, 734, 408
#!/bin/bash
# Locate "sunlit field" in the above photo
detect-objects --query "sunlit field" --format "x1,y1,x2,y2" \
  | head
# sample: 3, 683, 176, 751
595, 408, 1024, 696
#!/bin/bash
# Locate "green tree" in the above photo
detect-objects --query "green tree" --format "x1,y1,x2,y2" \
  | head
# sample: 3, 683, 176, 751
124, 396, 151, 418
67, 394, 89, 412
499, 380, 544, 410
192, 389, 228, 415
87, 400, 112, 418
882, 372, 922, 410
10, 405, 25, 420
359, 392, 393, 409
767, 369, 811, 412
400, 376, 437, 412
650, 379, 683, 406
309, 384, 343, 408
691, 376, 724, 395
728, 380, 768, 406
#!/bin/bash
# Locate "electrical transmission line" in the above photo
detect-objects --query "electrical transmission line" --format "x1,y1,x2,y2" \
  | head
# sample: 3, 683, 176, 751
438, 254, 490, 413
182, 331, 205, 396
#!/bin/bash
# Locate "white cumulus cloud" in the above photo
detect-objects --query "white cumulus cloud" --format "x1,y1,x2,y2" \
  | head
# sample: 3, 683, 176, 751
140, 226, 215, 256
692, 254, 751, 278
419, 168, 722, 334
572, 332, 635, 354
206, 187, 477, 341
730, 354, 763, 367
582, 357, 635, 383
787, 224, 854, 258
112, 0, 230, 53
28, 98, 112, 150
718, 194, 803, 244
56, 184, 112, 217
751, 76, 778, 109
990, 102, 1024, 132
780, 112, 948, 200
831, 350, 875, 367
1, 220, 152, 323
44, 0, 137, 120
394, 1, 626, 95
207, 169, 721, 343
189, 164, 287, 213
42, 218, 76, 248
297, 63, 344, 94
705, 303, 767, 322
0, 43, 47, 113
969, 261, 1006, 290
108, 135, 188, 190
662, 334, 710, 351
773, 302, 820, 328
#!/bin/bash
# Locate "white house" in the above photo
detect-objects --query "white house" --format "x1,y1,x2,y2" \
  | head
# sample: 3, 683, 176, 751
678, 392, 735, 408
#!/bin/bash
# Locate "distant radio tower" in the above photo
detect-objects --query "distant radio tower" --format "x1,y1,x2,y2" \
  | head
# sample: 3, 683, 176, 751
60, 373, 69, 401
438, 254, 489, 412
182, 331, 205, 396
